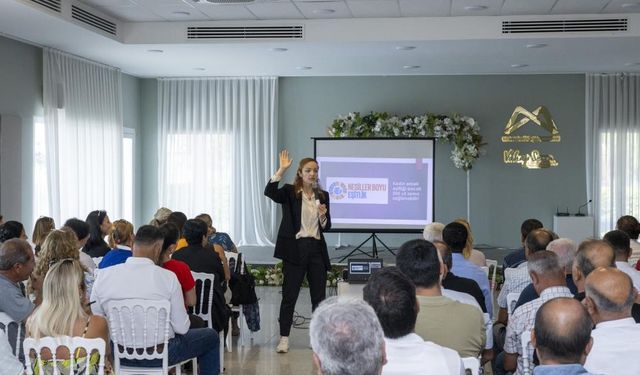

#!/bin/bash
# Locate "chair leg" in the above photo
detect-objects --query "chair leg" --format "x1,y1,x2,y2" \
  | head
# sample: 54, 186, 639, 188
219, 332, 225, 373
239, 306, 244, 347
226, 318, 233, 353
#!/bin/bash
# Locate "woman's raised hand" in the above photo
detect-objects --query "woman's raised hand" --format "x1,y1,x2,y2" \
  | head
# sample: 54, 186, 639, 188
279, 149, 293, 171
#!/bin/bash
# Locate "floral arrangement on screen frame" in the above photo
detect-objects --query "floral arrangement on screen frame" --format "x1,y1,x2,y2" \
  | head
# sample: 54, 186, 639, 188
328, 111, 484, 171
250, 262, 343, 287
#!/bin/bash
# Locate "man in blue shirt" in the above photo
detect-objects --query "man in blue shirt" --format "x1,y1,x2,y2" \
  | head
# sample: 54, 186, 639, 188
532, 297, 596, 375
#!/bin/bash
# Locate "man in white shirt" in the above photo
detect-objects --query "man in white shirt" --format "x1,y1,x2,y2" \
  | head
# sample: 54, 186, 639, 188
91, 225, 220, 375
604, 229, 640, 290
583, 267, 640, 375
616, 215, 640, 266
363, 266, 464, 375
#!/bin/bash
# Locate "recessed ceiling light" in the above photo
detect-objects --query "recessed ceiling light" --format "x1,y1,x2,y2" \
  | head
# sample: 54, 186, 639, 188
194, 67, 206, 71
464, 5, 488, 11
313, 8, 336, 15
147, 49, 164, 53
403, 65, 421, 70
396, 46, 416, 51
621, 3, 640, 9
625, 62, 640, 66
296, 66, 312, 70
525, 43, 547, 49
172, 11, 191, 16
511, 64, 529, 68
271, 47, 288, 52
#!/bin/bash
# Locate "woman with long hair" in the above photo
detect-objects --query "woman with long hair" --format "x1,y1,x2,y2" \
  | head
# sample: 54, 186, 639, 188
99, 219, 134, 269
83, 210, 112, 257
454, 218, 486, 267
32, 217, 55, 256
264, 150, 331, 353
26, 259, 111, 374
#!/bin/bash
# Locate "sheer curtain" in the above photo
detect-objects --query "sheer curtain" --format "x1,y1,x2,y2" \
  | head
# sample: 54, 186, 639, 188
586, 73, 640, 235
43, 48, 122, 225
157, 78, 278, 246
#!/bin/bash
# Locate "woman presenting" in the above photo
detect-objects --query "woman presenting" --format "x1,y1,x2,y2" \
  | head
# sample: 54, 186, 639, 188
265, 150, 331, 353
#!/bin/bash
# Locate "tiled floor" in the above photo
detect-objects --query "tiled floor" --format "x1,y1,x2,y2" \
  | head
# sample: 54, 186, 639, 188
222, 286, 337, 375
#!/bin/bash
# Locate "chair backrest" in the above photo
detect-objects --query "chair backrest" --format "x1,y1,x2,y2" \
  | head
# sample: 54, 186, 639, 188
486, 259, 498, 291
461, 356, 480, 375
507, 292, 520, 315
91, 257, 103, 267
0, 311, 24, 358
23, 336, 106, 375
106, 299, 171, 372
225, 252, 244, 275
521, 329, 533, 375
191, 272, 215, 329
480, 266, 489, 276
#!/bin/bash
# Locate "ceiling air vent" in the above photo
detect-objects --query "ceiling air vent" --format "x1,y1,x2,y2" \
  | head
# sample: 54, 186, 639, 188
71, 5, 117, 36
187, 26, 303, 40
29, 0, 61, 13
502, 18, 627, 34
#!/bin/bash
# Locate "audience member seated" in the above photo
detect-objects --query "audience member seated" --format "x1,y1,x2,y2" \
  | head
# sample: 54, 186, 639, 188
64, 218, 96, 272
149, 207, 172, 227
604, 229, 640, 290
572, 240, 616, 302
503, 219, 543, 269
497, 228, 554, 326
0, 239, 35, 322
167, 212, 188, 250
443, 222, 493, 318
194, 214, 231, 280
615, 215, 640, 267
396, 239, 486, 359
454, 218, 486, 267
26, 259, 111, 374
423, 222, 445, 243
514, 238, 578, 311
31, 229, 93, 306
99, 219, 134, 269
503, 251, 573, 375
583, 267, 640, 375
0, 330, 23, 375
196, 213, 238, 253
82, 210, 112, 258
531, 298, 596, 375
31, 216, 55, 256
0, 221, 28, 243
172, 219, 227, 284
363, 266, 464, 375
91, 225, 220, 374
309, 297, 386, 375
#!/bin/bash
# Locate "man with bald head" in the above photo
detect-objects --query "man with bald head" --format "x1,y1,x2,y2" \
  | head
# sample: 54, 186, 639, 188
531, 298, 595, 374
571, 239, 615, 302
583, 267, 640, 375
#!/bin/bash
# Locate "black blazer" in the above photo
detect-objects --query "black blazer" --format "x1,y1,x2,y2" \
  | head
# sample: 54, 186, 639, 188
264, 180, 332, 270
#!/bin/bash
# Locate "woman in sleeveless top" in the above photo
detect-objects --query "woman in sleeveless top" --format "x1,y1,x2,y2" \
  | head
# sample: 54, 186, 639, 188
26, 259, 112, 374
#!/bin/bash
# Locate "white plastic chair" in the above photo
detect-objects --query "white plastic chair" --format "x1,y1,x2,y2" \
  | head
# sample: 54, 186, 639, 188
507, 292, 520, 315
521, 329, 533, 375
485, 259, 498, 292
0, 311, 24, 359
23, 336, 106, 375
106, 299, 195, 375
91, 257, 103, 267
461, 356, 480, 375
191, 271, 225, 370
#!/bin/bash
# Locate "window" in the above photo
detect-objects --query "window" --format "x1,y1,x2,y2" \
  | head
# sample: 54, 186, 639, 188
33, 116, 50, 220
122, 128, 135, 223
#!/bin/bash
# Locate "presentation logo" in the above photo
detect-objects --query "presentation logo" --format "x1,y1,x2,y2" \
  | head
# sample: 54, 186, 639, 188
326, 177, 388, 205
328, 181, 347, 200
502, 105, 560, 169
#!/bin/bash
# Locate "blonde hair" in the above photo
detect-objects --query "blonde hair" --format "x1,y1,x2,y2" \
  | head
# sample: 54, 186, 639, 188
32, 217, 56, 247
35, 229, 86, 278
108, 219, 134, 248
27, 259, 87, 339
149, 207, 172, 226
195, 214, 216, 234
454, 218, 474, 259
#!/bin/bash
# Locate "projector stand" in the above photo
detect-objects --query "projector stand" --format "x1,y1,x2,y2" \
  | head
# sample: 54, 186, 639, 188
338, 233, 394, 263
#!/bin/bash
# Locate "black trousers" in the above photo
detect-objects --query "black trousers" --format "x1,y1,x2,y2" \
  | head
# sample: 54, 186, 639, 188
279, 237, 327, 336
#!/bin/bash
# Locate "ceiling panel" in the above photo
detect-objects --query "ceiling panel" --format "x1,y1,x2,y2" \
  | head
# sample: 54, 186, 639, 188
295, 1, 353, 19
398, 0, 450, 17
79, 0, 136, 6
134, 0, 191, 5
551, 0, 610, 14
247, 2, 305, 19
347, 0, 401, 18
148, 4, 210, 21
451, 0, 502, 16
501, 0, 556, 16
191, 4, 258, 20
95, 5, 165, 21
602, 0, 640, 13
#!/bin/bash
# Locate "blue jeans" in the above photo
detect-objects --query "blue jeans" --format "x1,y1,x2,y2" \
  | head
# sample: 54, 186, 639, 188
120, 328, 220, 374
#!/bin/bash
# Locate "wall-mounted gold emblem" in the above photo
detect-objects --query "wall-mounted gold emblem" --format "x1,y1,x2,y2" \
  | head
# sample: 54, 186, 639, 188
502, 106, 560, 169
